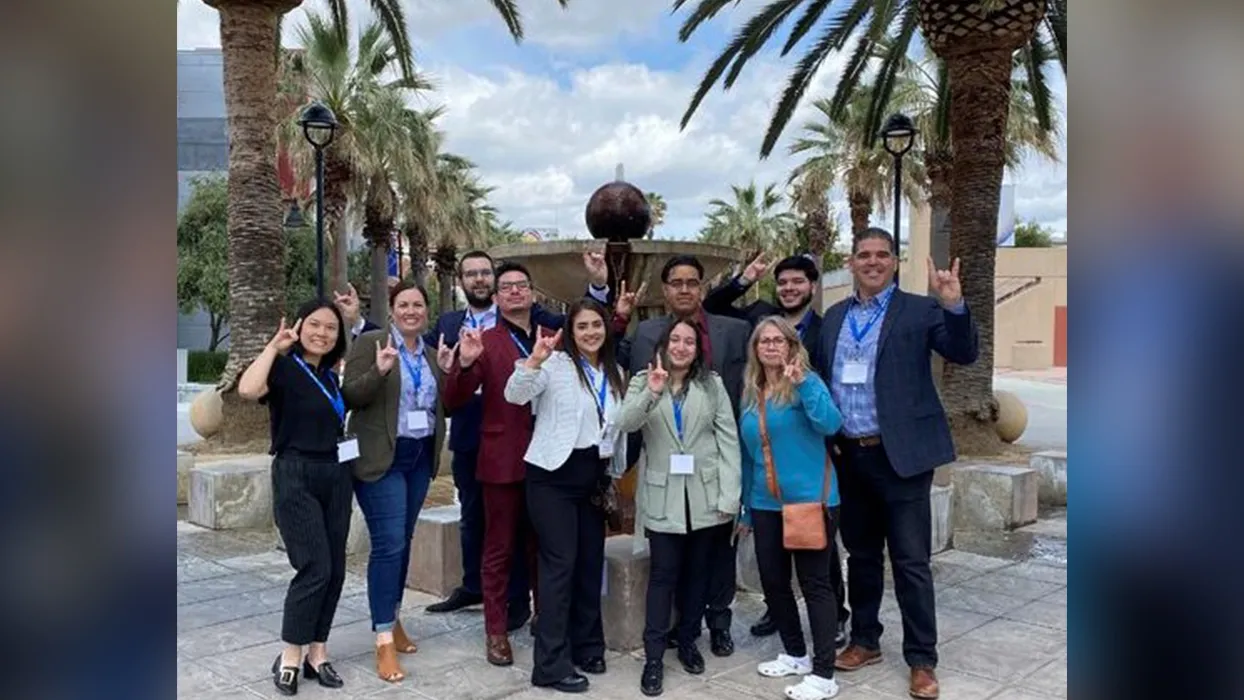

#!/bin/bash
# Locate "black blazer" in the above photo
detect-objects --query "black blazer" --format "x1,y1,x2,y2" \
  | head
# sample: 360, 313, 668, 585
818, 289, 979, 478
703, 275, 824, 372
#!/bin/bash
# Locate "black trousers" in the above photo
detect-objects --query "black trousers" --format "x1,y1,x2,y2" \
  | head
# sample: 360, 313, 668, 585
838, 442, 937, 667
526, 448, 607, 685
753, 508, 839, 679
272, 453, 353, 645
644, 517, 732, 660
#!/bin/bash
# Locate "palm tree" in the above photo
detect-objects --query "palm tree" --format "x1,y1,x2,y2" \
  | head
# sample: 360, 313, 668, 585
698, 182, 796, 252
672, 0, 1065, 452
644, 191, 667, 239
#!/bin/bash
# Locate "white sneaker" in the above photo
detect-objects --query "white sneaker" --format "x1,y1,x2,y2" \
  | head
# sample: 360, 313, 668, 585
784, 674, 840, 700
757, 654, 812, 678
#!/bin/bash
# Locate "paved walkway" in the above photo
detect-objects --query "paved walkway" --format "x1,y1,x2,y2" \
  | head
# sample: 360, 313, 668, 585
178, 521, 1066, 700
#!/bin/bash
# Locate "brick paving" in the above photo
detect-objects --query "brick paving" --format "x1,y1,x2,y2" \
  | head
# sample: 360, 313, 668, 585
177, 520, 1066, 700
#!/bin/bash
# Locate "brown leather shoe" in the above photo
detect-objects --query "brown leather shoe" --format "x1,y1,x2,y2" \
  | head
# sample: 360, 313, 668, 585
486, 634, 513, 666
393, 621, 418, 654
375, 642, 406, 682
835, 644, 883, 671
909, 666, 939, 699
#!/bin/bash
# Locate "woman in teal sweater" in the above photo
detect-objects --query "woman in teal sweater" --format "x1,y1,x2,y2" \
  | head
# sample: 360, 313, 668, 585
738, 317, 844, 700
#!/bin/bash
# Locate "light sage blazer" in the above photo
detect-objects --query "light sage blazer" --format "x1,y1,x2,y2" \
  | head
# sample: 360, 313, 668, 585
617, 370, 742, 536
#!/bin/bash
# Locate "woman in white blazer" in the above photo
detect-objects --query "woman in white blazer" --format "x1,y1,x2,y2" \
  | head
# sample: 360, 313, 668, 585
616, 319, 741, 696
504, 298, 627, 694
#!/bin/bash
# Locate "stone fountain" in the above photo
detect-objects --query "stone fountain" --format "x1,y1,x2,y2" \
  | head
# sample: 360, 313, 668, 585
490, 180, 747, 534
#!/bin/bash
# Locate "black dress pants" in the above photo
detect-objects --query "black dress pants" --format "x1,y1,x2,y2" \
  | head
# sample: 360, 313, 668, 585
272, 453, 353, 645
838, 442, 938, 667
644, 514, 732, 659
525, 448, 607, 686
752, 508, 840, 679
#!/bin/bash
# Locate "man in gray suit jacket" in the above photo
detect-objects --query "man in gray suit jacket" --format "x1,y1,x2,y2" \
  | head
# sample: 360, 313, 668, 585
818, 228, 978, 700
616, 254, 751, 658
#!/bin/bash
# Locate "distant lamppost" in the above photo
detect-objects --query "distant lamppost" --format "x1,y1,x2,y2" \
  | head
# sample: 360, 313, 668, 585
282, 200, 305, 229
880, 113, 917, 285
298, 101, 339, 299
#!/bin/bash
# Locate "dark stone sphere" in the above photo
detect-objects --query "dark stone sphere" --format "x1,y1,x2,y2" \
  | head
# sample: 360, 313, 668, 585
584, 181, 651, 241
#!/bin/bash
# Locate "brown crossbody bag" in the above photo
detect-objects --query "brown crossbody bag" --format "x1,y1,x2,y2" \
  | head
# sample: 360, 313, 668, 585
757, 390, 831, 550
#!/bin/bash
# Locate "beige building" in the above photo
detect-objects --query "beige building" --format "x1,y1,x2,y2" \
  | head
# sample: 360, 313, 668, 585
821, 204, 1067, 370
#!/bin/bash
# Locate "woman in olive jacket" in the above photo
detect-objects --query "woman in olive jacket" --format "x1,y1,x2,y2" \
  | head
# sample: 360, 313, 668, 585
616, 319, 742, 696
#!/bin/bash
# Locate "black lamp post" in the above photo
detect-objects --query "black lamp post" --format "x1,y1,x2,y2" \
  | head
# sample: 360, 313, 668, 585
298, 101, 339, 299
880, 113, 917, 285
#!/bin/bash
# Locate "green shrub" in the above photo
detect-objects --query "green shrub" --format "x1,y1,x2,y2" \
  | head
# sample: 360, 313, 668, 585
188, 350, 227, 383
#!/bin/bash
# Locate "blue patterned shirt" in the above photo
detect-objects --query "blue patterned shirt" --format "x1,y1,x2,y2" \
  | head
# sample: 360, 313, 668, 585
463, 304, 498, 331
391, 327, 438, 439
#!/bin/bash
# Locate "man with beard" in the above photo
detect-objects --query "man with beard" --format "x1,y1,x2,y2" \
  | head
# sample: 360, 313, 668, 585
703, 253, 849, 647
424, 250, 609, 633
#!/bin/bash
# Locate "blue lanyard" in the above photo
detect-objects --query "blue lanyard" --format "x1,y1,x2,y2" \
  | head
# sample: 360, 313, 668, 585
672, 394, 686, 442
848, 287, 893, 344
580, 360, 608, 424
509, 330, 531, 358
292, 354, 345, 423
396, 337, 425, 402
796, 309, 813, 341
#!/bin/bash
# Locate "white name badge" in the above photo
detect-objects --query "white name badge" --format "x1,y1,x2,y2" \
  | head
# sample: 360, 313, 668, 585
598, 439, 615, 459
670, 454, 695, 475
407, 410, 430, 431
842, 360, 869, 385
337, 436, 360, 463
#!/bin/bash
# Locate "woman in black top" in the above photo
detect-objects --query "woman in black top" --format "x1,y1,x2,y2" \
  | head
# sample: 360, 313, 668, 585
239, 298, 389, 696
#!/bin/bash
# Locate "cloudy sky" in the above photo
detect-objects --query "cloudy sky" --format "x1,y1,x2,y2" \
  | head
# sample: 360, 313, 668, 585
177, 0, 1067, 244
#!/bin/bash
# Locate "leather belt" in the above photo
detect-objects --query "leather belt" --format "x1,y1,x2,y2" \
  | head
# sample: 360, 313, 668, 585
843, 434, 882, 448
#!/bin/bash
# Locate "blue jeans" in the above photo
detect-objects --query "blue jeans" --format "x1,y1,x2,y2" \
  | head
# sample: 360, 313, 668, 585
452, 448, 531, 612
355, 437, 433, 632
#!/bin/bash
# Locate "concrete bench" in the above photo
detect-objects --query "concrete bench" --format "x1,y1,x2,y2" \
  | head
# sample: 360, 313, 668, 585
188, 456, 273, 530
601, 534, 649, 652
405, 505, 463, 597
177, 451, 194, 505
951, 464, 1038, 531
1030, 450, 1067, 506
930, 484, 953, 553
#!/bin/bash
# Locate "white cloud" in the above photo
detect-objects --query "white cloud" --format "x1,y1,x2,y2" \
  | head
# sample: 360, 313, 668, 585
178, 0, 1068, 242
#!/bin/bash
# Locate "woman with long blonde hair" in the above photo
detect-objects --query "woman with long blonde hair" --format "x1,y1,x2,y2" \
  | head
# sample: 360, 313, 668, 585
737, 317, 845, 700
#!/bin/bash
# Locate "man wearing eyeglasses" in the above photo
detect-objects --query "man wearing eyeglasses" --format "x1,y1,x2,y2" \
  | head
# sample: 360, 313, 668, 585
425, 251, 609, 632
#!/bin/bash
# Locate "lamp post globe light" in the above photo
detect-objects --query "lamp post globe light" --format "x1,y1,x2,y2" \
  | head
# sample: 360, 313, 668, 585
298, 101, 339, 299
879, 113, 917, 286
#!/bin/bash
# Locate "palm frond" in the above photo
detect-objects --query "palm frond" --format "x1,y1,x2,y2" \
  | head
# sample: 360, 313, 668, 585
675, 0, 740, 43
758, 20, 842, 158
722, 0, 804, 89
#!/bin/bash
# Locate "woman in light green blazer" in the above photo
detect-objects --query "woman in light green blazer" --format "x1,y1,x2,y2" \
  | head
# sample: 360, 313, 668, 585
616, 319, 742, 696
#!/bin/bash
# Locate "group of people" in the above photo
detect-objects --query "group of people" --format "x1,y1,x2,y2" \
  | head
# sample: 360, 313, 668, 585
241, 226, 978, 700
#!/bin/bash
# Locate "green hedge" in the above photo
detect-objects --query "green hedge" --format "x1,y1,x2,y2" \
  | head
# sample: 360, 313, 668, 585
188, 350, 227, 383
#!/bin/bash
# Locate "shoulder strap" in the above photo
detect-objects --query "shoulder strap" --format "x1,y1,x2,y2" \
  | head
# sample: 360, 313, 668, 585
756, 389, 783, 503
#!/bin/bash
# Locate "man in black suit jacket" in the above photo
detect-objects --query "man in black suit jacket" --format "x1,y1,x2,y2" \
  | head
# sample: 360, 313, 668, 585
817, 228, 978, 700
423, 250, 610, 623
703, 253, 849, 646
616, 255, 752, 659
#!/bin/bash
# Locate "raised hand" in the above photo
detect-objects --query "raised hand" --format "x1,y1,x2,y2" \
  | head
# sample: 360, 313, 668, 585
584, 246, 609, 288
615, 279, 646, 318
927, 256, 963, 308
783, 355, 805, 384
530, 328, 562, 365
268, 317, 301, 353
740, 252, 769, 284
375, 335, 399, 375
333, 284, 360, 326
458, 328, 484, 367
646, 354, 668, 395
435, 333, 457, 373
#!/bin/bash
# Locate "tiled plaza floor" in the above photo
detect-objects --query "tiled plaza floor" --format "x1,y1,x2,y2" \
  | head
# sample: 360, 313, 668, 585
178, 520, 1066, 700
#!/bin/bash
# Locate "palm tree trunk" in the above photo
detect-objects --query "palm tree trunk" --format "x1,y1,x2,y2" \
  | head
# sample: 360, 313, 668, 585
804, 201, 830, 312
925, 149, 954, 272
940, 48, 1012, 455
848, 191, 871, 238
362, 182, 393, 327
210, 0, 300, 445
404, 222, 429, 286
323, 152, 351, 294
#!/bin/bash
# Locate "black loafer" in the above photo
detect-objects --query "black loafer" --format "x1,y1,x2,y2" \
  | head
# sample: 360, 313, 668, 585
640, 659, 664, 696
302, 659, 344, 689
542, 672, 589, 693
507, 607, 532, 633
750, 611, 778, 637
677, 643, 705, 674
577, 656, 607, 674
271, 654, 299, 696
709, 629, 734, 657
425, 587, 483, 613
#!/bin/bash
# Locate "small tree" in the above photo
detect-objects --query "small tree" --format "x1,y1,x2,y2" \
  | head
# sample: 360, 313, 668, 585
177, 177, 230, 350
1013, 219, 1054, 248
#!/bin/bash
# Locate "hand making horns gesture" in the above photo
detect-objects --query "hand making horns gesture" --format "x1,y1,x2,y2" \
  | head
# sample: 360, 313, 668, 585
646, 354, 669, 395
530, 328, 562, 365
927, 256, 963, 308
268, 317, 301, 353
435, 333, 457, 373
375, 334, 399, 375
458, 328, 484, 367
615, 279, 647, 318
